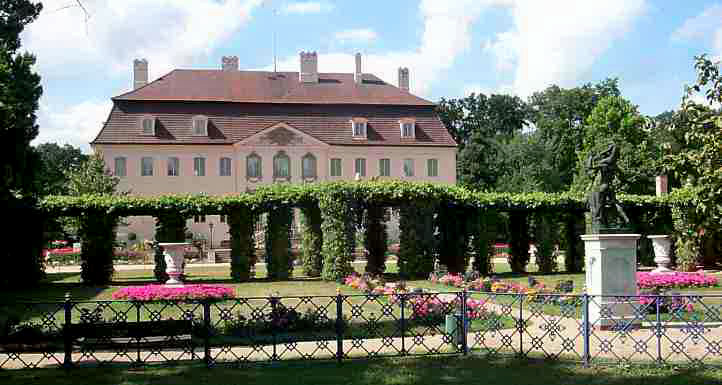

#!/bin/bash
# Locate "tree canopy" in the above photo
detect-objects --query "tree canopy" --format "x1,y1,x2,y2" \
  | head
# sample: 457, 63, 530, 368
33, 143, 88, 196
0, 0, 42, 199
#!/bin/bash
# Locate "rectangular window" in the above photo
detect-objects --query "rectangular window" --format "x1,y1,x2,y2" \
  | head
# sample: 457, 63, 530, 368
352, 122, 366, 137
193, 157, 206, 176
114, 157, 126, 177
302, 155, 316, 178
379, 158, 390, 177
219, 157, 231, 176
220, 215, 227, 223
330, 158, 342, 177
141, 157, 153, 176
355, 158, 366, 177
141, 118, 154, 135
403, 158, 414, 177
402, 122, 414, 137
193, 118, 207, 136
167, 157, 179, 176
427, 158, 438, 177
194, 215, 206, 223
247, 155, 261, 178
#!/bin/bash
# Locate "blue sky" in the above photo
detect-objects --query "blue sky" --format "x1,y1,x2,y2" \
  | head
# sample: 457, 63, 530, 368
20, 0, 722, 150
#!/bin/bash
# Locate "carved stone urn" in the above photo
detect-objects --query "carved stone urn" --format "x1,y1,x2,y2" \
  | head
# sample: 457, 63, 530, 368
159, 242, 192, 286
648, 235, 673, 274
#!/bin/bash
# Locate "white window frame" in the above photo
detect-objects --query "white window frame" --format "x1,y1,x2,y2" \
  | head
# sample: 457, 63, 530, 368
302, 153, 317, 180
399, 118, 415, 139
192, 115, 208, 136
273, 151, 291, 180
379, 158, 390, 177
219, 157, 232, 176
140, 115, 156, 135
350, 118, 368, 139
167, 157, 180, 176
141, 157, 154, 176
403, 158, 414, 177
330, 158, 342, 177
114, 156, 127, 177
355, 158, 366, 177
427, 158, 438, 177
193, 157, 206, 177
246, 153, 262, 179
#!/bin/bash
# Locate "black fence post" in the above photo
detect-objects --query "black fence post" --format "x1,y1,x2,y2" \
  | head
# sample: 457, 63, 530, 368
203, 300, 211, 368
400, 293, 406, 356
582, 294, 590, 367
63, 293, 73, 369
461, 289, 468, 355
135, 301, 142, 365
518, 294, 524, 357
336, 290, 344, 363
270, 294, 278, 361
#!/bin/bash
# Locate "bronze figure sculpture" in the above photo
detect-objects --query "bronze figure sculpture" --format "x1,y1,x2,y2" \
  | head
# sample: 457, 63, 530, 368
586, 143, 630, 232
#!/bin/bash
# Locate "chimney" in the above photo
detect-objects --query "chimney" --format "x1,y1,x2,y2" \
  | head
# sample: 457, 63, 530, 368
133, 59, 148, 89
299, 51, 318, 83
398, 67, 409, 92
354, 52, 362, 84
221, 56, 239, 71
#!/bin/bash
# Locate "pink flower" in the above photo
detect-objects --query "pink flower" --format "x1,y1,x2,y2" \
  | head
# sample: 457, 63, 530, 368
112, 284, 235, 301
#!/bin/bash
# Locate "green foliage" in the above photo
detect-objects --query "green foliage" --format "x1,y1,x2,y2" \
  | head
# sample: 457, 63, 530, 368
3, 197, 45, 286
300, 205, 323, 277
437, 93, 529, 189
664, 55, 722, 232
319, 186, 355, 281
78, 214, 117, 285
363, 205, 387, 275
153, 213, 187, 282
65, 152, 123, 196
573, 95, 658, 195
398, 203, 435, 279
435, 205, 470, 274
508, 212, 530, 273
563, 213, 585, 273
33, 143, 87, 196
534, 210, 558, 274
228, 208, 255, 282
265, 205, 293, 280
528, 79, 621, 192
470, 209, 499, 275
0, 0, 43, 198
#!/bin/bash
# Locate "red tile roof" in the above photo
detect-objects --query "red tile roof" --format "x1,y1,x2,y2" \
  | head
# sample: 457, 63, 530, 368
93, 102, 457, 147
113, 70, 435, 106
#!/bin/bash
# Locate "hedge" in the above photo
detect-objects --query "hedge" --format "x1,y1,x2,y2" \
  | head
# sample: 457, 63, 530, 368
228, 207, 256, 281
30, 181, 696, 282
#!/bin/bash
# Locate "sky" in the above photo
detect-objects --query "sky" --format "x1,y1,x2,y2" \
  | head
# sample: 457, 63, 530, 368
20, 0, 722, 151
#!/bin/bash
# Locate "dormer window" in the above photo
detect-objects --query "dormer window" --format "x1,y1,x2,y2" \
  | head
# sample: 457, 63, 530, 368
351, 118, 368, 138
400, 118, 415, 138
192, 115, 208, 136
140, 115, 155, 135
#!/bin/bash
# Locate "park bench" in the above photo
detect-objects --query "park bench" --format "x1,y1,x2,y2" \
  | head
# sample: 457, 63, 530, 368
66, 319, 197, 352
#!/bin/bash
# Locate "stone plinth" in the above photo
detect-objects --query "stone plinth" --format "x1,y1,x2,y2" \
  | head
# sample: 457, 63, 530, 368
581, 234, 641, 330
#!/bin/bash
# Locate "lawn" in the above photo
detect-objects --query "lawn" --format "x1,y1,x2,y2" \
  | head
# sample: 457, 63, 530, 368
1, 355, 721, 385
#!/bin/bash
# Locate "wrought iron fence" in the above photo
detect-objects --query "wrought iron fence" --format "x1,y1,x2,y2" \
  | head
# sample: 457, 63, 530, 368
1, 292, 721, 369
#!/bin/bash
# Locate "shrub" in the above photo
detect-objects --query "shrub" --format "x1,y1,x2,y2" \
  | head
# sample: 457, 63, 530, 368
265, 205, 293, 280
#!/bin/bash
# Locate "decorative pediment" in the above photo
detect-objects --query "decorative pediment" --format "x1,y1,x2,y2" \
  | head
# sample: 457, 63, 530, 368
235, 122, 329, 147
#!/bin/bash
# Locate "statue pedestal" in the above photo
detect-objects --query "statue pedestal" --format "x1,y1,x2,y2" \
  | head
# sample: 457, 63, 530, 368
581, 234, 641, 330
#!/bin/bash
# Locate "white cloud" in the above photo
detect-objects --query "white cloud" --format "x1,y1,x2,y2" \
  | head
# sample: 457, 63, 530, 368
484, 0, 647, 96
672, 4, 722, 60
271, 0, 501, 96
22, 0, 263, 82
282, 2, 332, 15
34, 100, 113, 153
334, 28, 378, 44
23, 0, 262, 150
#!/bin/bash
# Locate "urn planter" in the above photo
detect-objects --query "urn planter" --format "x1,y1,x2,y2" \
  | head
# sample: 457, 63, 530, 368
648, 235, 673, 274
159, 242, 192, 286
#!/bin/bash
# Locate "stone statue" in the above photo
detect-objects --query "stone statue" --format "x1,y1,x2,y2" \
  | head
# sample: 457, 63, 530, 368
586, 143, 629, 232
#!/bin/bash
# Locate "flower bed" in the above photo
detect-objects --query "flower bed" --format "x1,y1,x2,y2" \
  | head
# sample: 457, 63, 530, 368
112, 284, 235, 301
637, 272, 718, 290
